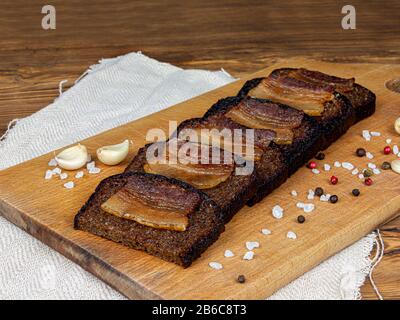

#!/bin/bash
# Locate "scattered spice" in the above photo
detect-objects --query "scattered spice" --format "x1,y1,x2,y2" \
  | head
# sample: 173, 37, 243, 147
297, 215, 306, 224
237, 275, 246, 284
363, 168, 373, 177
352, 189, 360, 197
330, 175, 338, 185
314, 187, 324, 196
383, 146, 392, 155
381, 162, 391, 170
315, 152, 325, 160
356, 148, 366, 157
329, 195, 338, 203
364, 178, 373, 186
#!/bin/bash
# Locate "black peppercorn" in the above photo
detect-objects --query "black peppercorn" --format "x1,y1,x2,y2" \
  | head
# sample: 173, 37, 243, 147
356, 148, 366, 157
237, 275, 246, 283
381, 161, 391, 170
363, 168, 373, 177
297, 215, 306, 223
315, 152, 325, 160
314, 187, 324, 197
329, 195, 338, 203
352, 189, 360, 197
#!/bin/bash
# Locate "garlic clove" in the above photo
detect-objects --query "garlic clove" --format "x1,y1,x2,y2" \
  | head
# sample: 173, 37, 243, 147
391, 159, 400, 174
395, 117, 400, 135
97, 140, 130, 166
55, 144, 89, 170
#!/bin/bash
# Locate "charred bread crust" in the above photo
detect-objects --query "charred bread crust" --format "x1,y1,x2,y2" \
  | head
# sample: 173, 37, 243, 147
74, 172, 224, 268
124, 142, 258, 223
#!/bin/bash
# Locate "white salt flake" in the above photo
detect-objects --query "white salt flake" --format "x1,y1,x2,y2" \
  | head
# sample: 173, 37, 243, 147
296, 202, 305, 208
63, 181, 74, 189
44, 170, 53, 180
75, 171, 84, 179
272, 205, 283, 219
291, 190, 298, 197
368, 163, 376, 169
386, 138, 392, 144
342, 162, 354, 170
366, 152, 374, 159
52, 167, 61, 175
358, 173, 364, 180
87, 161, 96, 170
373, 168, 381, 175
209, 262, 223, 270
246, 241, 260, 250
48, 158, 58, 167
60, 172, 68, 180
362, 130, 371, 141
224, 250, 234, 258
324, 164, 331, 171
307, 189, 315, 200
351, 168, 359, 175
261, 228, 271, 235
334, 161, 341, 168
311, 168, 320, 174
287, 231, 297, 240
303, 203, 315, 213
243, 251, 254, 261
393, 145, 399, 155
88, 167, 101, 174
370, 131, 381, 137
320, 194, 329, 202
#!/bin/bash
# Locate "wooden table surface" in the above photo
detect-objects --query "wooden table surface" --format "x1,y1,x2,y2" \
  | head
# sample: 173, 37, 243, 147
0, 0, 399, 299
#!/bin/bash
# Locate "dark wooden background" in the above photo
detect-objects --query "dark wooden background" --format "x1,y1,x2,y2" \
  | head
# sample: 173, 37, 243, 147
0, 0, 399, 299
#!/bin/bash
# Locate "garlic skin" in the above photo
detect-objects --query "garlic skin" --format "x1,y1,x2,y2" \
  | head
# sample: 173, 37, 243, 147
55, 144, 89, 170
97, 140, 130, 166
395, 117, 400, 135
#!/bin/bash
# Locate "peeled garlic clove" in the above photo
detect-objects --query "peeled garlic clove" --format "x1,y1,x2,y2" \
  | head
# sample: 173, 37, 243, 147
391, 159, 400, 174
97, 140, 130, 166
55, 144, 89, 170
395, 117, 400, 135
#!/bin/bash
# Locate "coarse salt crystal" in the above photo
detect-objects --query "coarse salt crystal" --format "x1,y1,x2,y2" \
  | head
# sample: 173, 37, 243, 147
368, 163, 376, 169
246, 241, 260, 250
324, 164, 331, 171
386, 138, 392, 144
311, 168, 320, 174
287, 231, 297, 240
307, 189, 314, 200
44, 170, 53, 180
342, 162, 354, 170
243, 251, 254, 261
393, 145, 399, 155
358, 173, 364, 180
373, 168, 381, 175
52, 167, 61, 175
362, 130, 371, 141
48, 158, 58, 167
291, 190, 298, 197
370, 131, 381, 137
75, 171, 84, 179
272, 205, 283, 219
303, 203, 315, 213
224, 250, 234, 258
60, 173, 68, 180
209, 262, 223, 270
63, 181, 74, 189
320, 194, 329, 202
296, 202, 305, 208
334, 161, 341, 168
351, 168, 359, 175
87, 161, 96, 170
261, 228, 271, 235
366, 152, 374, 159
88, 167, 101, 174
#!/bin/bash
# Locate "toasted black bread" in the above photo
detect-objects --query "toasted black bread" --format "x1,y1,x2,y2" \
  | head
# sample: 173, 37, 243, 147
74, 172, 224, 268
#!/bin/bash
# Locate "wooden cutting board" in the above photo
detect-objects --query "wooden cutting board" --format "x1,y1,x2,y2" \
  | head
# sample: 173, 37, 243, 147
1, 58, 400, 300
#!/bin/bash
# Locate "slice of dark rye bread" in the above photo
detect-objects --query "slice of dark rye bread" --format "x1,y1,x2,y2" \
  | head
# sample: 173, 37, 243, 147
203, 97, 321, 205
124, 140, 258, 223
74, 172, 225, 267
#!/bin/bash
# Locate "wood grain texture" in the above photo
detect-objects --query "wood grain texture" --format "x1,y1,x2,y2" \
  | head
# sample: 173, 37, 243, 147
0, 59, 399, 299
